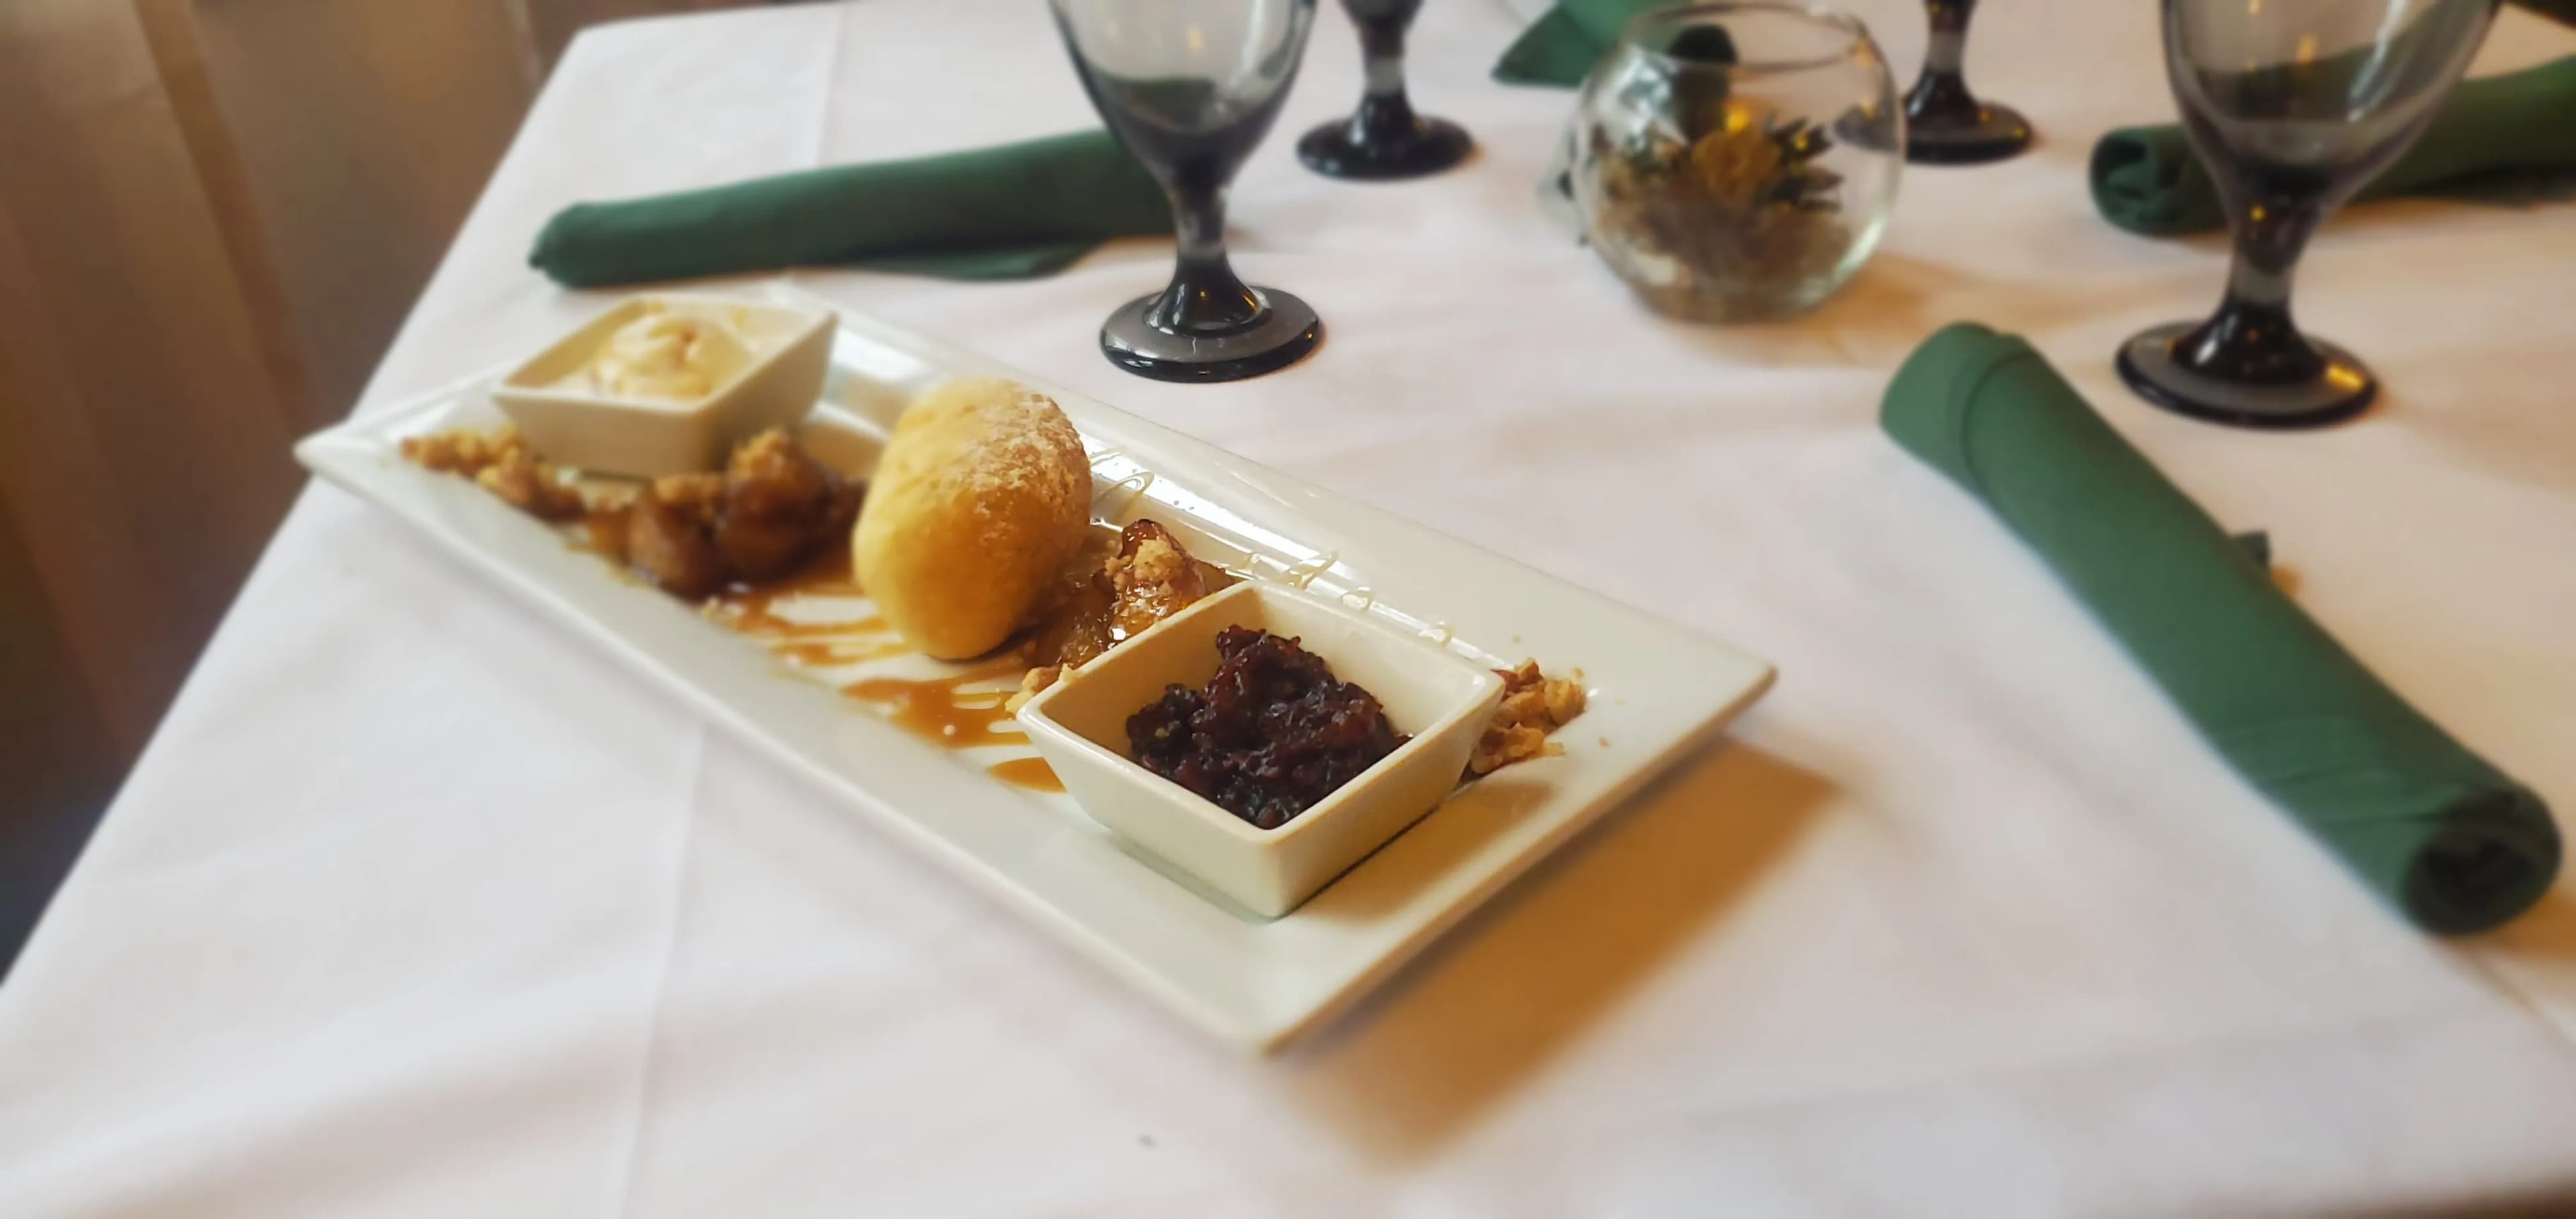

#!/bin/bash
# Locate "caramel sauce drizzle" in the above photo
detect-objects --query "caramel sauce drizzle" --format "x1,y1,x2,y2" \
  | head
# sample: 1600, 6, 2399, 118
769, 638, 912, 666
704, 551, 1039, 756
708, 549, 879, 639
841, 664, 1029, 749
559, 501, 1082, 791
985, 756, 1065, 793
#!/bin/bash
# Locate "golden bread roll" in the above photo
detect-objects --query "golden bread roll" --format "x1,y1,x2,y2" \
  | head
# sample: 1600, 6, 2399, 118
855, 378, 1091, 659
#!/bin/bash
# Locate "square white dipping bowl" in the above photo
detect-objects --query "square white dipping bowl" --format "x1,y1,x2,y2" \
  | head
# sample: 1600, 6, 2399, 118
1018, 582, 1505, 918
492, 294, 833, 477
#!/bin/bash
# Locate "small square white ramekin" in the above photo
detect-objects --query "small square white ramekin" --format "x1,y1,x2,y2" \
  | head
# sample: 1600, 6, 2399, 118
1018, 582, 1504, 917
492, 294, 833, 477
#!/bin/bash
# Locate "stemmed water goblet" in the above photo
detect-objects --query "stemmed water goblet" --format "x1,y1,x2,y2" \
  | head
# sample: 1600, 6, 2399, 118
1051, 0, 1325, 382
2114, 0, 2497, 426
1901, 0, 2032, 164
1297, 1, 1474, 179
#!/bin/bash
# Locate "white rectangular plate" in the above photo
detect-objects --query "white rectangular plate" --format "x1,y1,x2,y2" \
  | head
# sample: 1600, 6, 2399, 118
296, 288, 1775, 1052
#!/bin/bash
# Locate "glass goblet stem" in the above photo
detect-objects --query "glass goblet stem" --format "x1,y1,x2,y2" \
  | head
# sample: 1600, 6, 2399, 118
1298, 0, 1466, 180
2175, 184, 2330, 383
1900, 0, 2030, 164
1349, 14, 1419, 144
1144, 184, 1262, 334
1904, 0, 1979, 120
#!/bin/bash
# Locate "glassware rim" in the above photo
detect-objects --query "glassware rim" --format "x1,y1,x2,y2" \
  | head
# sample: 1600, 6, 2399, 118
1615, 1, 1877, 76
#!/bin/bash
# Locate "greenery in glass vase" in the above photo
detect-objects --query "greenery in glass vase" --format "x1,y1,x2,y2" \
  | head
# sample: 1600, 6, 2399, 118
1588, 89, 1856, 318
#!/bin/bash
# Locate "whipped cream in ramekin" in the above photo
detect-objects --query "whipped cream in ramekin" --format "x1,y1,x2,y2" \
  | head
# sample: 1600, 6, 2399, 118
558, 307, 755, 400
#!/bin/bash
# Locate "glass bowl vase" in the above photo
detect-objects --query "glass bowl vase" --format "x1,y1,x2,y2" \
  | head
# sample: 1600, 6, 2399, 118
1570, 1, 1903, 322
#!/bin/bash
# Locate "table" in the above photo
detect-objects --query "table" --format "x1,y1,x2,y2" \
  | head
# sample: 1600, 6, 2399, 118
7, 1, 2576, 1213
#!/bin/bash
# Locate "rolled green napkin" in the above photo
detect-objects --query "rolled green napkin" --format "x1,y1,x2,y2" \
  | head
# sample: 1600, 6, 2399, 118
1883, 323, 2561, 934
529, 129, 1171, 288
2091, 55, 2576, 236
1495, 0, 1670, 87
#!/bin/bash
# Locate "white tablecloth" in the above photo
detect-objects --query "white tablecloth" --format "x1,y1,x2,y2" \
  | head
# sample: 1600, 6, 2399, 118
8, 1, 2576, 1214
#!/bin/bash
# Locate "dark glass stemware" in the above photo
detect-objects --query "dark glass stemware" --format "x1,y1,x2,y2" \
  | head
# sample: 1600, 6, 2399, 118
1901, 0, 2032, 164
1297, 0, 1472, 179
1051, 0, 1324, 383
2115, 0, 2496, 427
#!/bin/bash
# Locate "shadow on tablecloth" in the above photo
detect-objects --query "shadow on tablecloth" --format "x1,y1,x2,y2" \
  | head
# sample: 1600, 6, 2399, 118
1656, 252, 2195, 378
2484, 890, 2576, 959
1281, 735, 1833, 1162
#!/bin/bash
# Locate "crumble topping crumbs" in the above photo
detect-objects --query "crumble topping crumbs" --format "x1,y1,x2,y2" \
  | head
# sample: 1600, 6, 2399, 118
1006, 521, 1219, 712
1468, 660, 1588, 776
400, 425, 585, 520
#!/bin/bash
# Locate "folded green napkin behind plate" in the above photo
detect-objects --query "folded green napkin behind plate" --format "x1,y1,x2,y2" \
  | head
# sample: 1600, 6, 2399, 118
529, 129, 1171, 288
2092, 55, 2576, 236
1495, 0, 1669, 86
1883, 323, 2561, 935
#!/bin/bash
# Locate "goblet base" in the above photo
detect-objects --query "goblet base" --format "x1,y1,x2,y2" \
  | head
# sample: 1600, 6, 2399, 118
2116, 322, 2376, 428
1296, 116, 1472, 180
1904, 100, 2033, 165
1099, 286, 1323, 383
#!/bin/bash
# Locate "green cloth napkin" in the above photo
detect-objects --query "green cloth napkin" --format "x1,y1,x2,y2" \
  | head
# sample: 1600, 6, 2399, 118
1882, 323, 2561, 935
529, 129, 1171, 288
2091, 54, 2576, 237
1495, 0, 1672, 87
